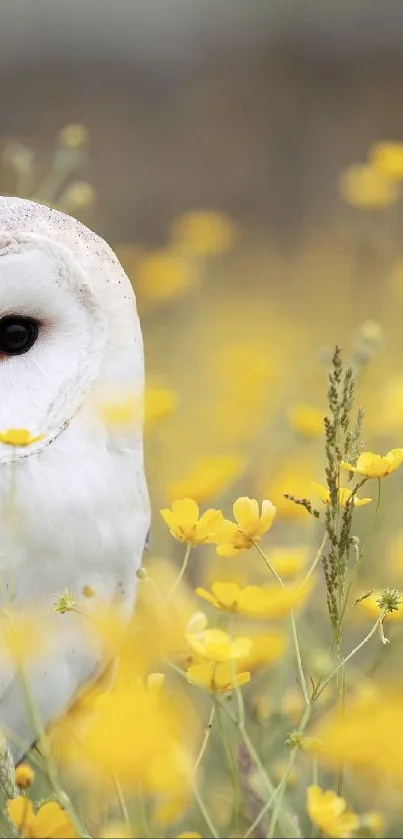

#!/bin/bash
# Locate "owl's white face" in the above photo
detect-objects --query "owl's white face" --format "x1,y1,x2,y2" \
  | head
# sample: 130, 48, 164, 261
0, 235, 107, 462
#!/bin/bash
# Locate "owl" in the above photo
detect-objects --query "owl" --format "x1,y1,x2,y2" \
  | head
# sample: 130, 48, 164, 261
0, 196, 150, 761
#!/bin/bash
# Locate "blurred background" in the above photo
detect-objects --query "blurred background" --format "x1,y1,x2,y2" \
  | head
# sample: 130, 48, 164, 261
3, 2, 403, 833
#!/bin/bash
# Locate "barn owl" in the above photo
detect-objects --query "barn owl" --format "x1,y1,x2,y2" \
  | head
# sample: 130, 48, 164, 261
0, 196, 150, 761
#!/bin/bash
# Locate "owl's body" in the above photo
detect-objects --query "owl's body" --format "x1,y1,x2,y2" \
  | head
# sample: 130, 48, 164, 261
0, 197, 150, 759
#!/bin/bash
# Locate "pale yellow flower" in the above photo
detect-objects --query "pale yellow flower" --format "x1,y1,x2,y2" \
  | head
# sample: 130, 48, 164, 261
211, 497, 276, 556
167, 454, 243, 504
186, 661, 250, 693
196, 580, 311, 619
160, 498, 224, 545
267, 546, 308, 579
289, 403, 323, 439
186, 628, 252, 662
58, 123, 89, 148
369, 141, 403, 179
136, 249, 194, 302
14, 764, 34, 790
339, 163, 399, 208
307, 785, 359, 838
341, 449, 403, 478
0, 428, 43, 446
171, 210, 237, 256
7, 798, 77, 838
311, 481, 372, 508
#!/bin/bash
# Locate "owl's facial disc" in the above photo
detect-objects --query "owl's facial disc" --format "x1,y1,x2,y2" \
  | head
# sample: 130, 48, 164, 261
0, 233, 107, 462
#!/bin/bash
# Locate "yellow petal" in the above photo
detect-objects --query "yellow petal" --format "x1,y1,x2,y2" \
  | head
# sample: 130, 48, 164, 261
311, 482, 330, 504
386, 448, 403, 472
210, 581, 241, 609
216, 543, 240, 557
32, 801, 77, 839
256, 499, 276, 536
233, 497, 259, 533
171, 498, 200, 529
195, 587, 220, 608
7, 798, 35, 836
196, 509, 225, 539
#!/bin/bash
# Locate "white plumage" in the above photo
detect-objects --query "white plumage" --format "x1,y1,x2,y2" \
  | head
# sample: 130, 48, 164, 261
0, 197, 150, 760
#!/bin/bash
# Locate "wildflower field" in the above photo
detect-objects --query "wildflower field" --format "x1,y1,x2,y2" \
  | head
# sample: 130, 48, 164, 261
2, 124, 403, 839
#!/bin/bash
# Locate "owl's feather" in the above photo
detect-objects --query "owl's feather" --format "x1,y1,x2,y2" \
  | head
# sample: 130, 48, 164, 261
0, 197, 150, 760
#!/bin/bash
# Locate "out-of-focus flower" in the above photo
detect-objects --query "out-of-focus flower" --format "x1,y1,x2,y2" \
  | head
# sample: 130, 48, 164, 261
186, 661, 250, 693
145, 386, 177, 426
281, 686, 305, 723
369, 141, 403, 179
311, 482, 372, 508
160, 498, 224, 545
15, 764, 34, 790
186, 628, 252, 662
262, 454, 319, 521
0, 428, 43, 446
236, 630, 286, 670
359, 812, 385, 836
166, 454, 243, 504
176, 833, 203, 839
310, 687, 403, 783
358, 589, 402, 622
7, 798, 77, 838
339, 164, 400, 208
211, 497, 276, 556
100, 824, 133, 839
266, 546, 308, 579
307, 786, 359, 838
171, 210, 237, 256
341, 449, 403, 478
58, 123, 89, 148
289, 403, 323, 439
136, 249, 194, 302
196, 580, 311, 619
60, 181, 95, 210
0, 610, 52, 666
96, 391, 141, 429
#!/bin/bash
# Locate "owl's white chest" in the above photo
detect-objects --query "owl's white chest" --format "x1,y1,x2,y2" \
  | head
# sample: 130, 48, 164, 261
0, 416, 150, 613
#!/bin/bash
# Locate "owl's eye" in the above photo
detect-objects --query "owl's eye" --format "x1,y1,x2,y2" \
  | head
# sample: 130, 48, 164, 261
0, 316, 39, 355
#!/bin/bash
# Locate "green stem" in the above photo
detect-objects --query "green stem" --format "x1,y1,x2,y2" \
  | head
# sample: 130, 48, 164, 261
253, 542, 309, 705
215, 702, 240, 836
113, 774, 131, 834
193, 781, 220, 838
192, 703, 216, 776
314, 609, 388, 701
302, 532, 328, 585
165, 543, 192, 601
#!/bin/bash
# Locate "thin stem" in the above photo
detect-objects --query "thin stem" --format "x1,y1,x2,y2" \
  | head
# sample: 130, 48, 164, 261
215, 702, 240, 836
253, 542, 309, 705
113, 774, 131, 834
193, 781, 220, 838
267, 703, 312, 838
302, 532, 328, 585
165, 543, 192, 602
192, 703, 216, 776
360, 477, 381, 555
314, 609, 387, 701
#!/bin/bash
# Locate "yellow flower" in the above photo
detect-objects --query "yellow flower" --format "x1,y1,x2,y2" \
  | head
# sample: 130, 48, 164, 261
289, 403, 323, 439
0, 428, 43, 446
310, 687, 403, 782
136, 248, 194, 302
307, 786, 359, 838
186, 628, 252, 662
58, 123, 89, 148
100, 824, 134, 839
167, 454, 243, 504
160, 499, 224, 545
61, 181, 95, 210
341, 449, 403, 478
236, 630, 286, 670
369, 141, 403, 179
171, 210, 237, 256
97, 391, 141, 429
267, 546, 308, 579
211, 497, 276, 556
339, 163, 399, 208
196, 581, 311, 619
262, 453, 318, 521
176, 833, 202, 838
15, 764, 34, 789
7, 798, 77, 838
186, 661, 251, 693
311, 481, 372, 507
145, 386, 177, 426
0, 610, 52, 666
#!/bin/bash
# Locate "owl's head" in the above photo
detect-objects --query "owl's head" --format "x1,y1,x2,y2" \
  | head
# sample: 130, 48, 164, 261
0, 198, 143, 463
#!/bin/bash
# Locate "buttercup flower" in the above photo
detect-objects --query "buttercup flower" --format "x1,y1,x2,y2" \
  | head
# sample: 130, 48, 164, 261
186, 628, 252, 662
7, 798, 76, 839
167, 454, 243, 504
171, 210, 237, 256
196, 581, 311, 619
211, 497, 276, 556
358, 589, 403, 622
267, 546, 308, 578
289, 403, 323, 439
186, 661, 251, 693
369, 141, 403, 179
339, 163, 399, 208
341, 449, 403, 478
160, 499, 224, 545
307, 786, 359, 838
311, 482, 372, 508
0, 428, 43, 446
15, 764, 34, 790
